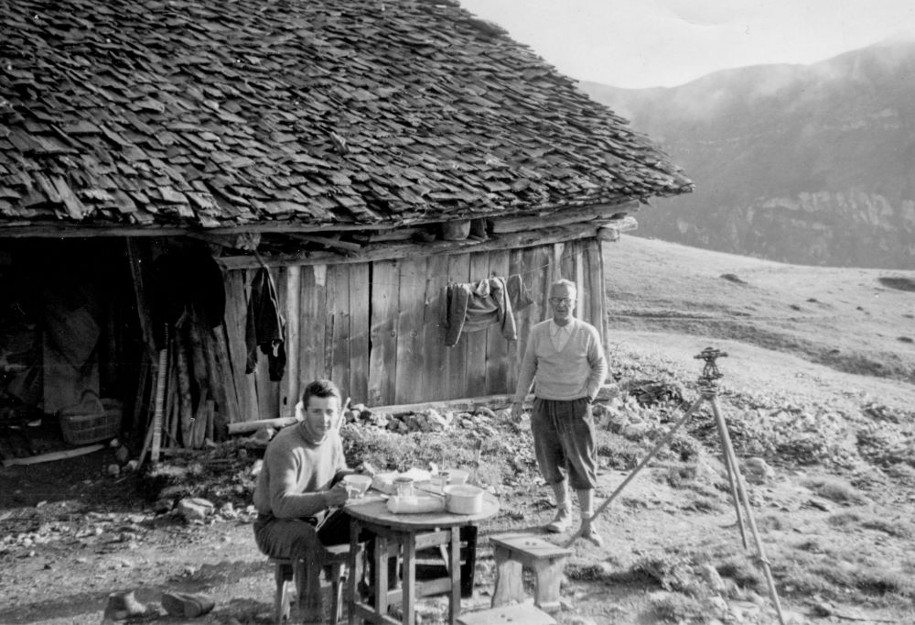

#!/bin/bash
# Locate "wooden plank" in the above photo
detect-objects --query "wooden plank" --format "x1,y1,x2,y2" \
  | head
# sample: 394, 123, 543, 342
394, 257, 426, 404
367, 260, 399, 406
444, 253, 470, 400
224, 270, 257, 422
506, 248, 527, 392
484, 250, 511, 396
2, 443, 105, 467
328, 265, 351, 394
531, 244, 552, 325
421, 254, 450, 402
283, 266, 301, 418
590, 240, 608, 357
299, 264, 328, 385
348, 263, 371, 404
465, 253, 489, 398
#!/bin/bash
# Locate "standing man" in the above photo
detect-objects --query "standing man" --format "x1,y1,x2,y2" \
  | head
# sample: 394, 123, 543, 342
253, 379, 365, 621
511, 279, 608, 546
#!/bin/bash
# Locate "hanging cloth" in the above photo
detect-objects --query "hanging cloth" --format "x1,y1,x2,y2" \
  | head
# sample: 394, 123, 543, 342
245, 267, 286, 381
444, 274, 532, 347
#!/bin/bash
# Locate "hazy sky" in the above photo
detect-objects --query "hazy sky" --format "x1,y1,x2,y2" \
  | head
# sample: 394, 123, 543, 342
459, 0, 915, 88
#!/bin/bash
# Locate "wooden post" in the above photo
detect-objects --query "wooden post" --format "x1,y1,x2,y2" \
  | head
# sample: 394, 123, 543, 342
150, 328, 169, 464
284, 266, 301, 418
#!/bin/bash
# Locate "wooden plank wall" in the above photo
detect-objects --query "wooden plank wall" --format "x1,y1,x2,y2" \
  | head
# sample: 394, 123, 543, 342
221, 236, 604, 419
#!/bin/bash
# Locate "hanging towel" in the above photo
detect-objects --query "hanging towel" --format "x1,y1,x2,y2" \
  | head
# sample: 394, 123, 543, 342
245, 267, 286, 381
445, 274, 530, 347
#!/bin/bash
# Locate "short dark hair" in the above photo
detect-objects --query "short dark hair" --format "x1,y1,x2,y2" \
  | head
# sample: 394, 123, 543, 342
301, 379, 342, 408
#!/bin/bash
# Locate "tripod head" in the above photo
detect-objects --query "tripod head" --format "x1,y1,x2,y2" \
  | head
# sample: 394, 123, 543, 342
694, 347, 727, 390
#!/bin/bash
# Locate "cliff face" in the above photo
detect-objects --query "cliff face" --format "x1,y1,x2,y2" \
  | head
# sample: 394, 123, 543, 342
581, 40, 915, 269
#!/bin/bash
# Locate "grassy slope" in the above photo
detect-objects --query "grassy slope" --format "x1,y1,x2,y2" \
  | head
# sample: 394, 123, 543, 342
603, 236, 915, 391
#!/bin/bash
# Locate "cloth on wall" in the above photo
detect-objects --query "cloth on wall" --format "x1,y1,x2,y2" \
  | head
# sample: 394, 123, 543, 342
444, 274, 532, 347
245, 267, 286, 381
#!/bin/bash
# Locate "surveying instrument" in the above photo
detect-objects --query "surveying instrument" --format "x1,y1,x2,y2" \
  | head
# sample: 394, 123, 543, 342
565, 347, 786, 625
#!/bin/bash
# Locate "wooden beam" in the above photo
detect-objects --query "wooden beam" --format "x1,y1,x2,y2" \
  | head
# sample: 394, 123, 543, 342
215, 221, 617, 270
227, 416, 300, 434
2, 443, 106, 467
490, 200, 639, 234
289, 233, 363, 253
0, 197, 640, 239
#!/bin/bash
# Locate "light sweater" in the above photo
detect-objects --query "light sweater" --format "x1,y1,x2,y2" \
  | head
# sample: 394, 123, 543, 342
513, 317, 607, 402
253, 422, 347, 518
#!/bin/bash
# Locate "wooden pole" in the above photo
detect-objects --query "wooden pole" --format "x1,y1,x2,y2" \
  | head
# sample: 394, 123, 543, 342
150, 328, 169, 465
710, 398, 786, 625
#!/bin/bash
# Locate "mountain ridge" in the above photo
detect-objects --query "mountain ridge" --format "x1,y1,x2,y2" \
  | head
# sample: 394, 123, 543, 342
581, 40, 915, 269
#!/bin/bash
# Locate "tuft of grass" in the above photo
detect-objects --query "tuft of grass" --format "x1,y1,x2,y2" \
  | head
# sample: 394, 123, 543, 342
648, 592, 709, 623
715, 554, 765, 594
802, 477, 868, 505
631, 553, 705, 596
827, 511, 862, 528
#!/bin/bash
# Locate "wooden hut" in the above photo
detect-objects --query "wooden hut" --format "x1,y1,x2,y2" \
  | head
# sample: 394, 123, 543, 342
0, 0, 691, 451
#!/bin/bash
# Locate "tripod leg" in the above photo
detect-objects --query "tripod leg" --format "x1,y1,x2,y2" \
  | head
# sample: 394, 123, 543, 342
709, 394, 748, 549
563, 395, 706, 548
710, 398, 786, 625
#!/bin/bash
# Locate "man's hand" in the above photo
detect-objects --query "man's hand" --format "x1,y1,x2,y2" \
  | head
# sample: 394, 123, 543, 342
510, 401, 523, 421
357, 462, 377, 477
325, 482, 349, 508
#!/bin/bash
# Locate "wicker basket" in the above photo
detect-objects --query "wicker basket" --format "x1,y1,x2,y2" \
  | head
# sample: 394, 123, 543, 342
58, 391, 123, 446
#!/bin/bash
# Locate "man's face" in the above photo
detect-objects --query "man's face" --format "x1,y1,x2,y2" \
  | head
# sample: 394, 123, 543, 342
303, 395, 340, 441
549, 284, 576, 324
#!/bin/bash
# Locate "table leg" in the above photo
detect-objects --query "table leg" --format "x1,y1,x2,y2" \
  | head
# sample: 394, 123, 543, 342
375, 534, 389, 618
348, 521, 360, 625
448, 527, 461, 624
402, 532, 416, 625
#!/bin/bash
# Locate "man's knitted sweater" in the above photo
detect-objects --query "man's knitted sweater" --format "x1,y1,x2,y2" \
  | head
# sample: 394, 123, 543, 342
514, 317, 607, 402
253, 423, 346, 519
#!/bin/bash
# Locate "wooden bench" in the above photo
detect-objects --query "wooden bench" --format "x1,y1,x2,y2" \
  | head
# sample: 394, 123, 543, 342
270, 543, 352, 625
489, 534, 572, 614
457, 601, 555, 625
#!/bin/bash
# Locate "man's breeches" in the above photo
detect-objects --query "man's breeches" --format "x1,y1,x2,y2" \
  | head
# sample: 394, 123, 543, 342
530, 397, 597, 490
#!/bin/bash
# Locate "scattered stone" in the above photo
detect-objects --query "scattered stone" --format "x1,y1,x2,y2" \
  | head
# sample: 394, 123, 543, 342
177, 498, 215, 521
115, 445, 130, 464
107, 464, 120, 477
102, 590, 151, 621
742, 457, 774, 484
161, 591, 215, 618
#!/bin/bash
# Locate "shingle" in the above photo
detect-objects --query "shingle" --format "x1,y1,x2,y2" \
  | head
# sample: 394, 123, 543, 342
0, 0, 691, 230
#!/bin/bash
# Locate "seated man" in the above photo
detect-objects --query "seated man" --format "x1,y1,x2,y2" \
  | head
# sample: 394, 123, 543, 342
253, 379, 368, 619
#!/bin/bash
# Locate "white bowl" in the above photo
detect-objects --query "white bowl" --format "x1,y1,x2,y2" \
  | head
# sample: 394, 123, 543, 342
443, 484, 483, 514
446, 469, 470, 485
343, 474, 372, 497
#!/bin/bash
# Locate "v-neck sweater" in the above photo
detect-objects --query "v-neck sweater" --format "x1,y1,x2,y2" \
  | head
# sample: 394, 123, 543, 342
514, 317, 607, 402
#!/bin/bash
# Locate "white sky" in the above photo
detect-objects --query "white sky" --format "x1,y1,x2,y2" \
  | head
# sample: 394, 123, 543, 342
458, 0, 915, 88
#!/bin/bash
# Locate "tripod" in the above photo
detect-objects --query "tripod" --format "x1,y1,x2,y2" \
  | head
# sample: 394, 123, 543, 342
564, 347, 786, 625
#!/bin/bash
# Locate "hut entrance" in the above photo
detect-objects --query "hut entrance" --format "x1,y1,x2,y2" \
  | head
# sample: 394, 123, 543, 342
0, 239, 144, 460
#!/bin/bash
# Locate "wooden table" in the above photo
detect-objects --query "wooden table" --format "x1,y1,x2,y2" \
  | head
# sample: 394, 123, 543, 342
344, 492, 499, 625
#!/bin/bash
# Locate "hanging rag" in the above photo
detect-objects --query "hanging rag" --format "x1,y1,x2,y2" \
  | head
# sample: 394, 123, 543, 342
245, 267, 286, 381
444, 274, 532, 347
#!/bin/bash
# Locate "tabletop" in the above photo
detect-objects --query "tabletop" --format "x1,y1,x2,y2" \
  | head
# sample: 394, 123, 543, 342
344, 491, 499, 531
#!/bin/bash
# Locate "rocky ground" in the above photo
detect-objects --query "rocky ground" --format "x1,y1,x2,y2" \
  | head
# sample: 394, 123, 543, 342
2, 237, 914, 624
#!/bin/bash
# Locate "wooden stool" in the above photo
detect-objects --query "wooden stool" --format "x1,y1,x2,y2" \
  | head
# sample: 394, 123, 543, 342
490, 534, 572, 614
270, 543, 352, 625
457, 602, 555, 625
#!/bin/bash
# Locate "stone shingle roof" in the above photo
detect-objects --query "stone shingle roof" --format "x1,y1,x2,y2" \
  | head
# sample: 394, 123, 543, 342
0, 0, 692, 232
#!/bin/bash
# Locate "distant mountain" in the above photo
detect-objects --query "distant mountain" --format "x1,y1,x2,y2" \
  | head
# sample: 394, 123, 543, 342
581, 40, 915, 269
